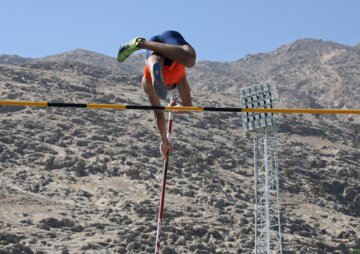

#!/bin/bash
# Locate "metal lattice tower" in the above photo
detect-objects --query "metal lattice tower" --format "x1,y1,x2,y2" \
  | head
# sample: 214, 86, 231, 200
240, 84, 283, 254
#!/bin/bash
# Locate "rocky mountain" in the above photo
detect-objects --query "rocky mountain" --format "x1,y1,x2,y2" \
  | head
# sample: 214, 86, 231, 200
0, 54, 33, 65
0, 49, 144, 76
188, 39, 360, 111
5, 38, 358, 111
40, 49, 145, 75
0, 39, 359, 253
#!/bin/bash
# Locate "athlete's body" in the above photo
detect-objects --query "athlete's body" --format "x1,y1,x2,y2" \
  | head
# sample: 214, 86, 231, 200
117, 31, 196, 160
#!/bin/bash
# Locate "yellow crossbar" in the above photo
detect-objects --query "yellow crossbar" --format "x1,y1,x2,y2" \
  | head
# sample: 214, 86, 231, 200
0, 100, 359, 115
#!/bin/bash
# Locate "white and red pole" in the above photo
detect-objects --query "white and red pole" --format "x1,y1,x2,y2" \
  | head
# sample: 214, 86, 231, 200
155, 98, 174, 254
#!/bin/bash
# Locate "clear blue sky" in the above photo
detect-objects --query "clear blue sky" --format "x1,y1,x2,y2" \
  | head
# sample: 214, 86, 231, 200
1, 0, 359, 61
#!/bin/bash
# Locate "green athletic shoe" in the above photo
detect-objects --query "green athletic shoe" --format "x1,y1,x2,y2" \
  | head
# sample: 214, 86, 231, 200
117, 37, 145, 62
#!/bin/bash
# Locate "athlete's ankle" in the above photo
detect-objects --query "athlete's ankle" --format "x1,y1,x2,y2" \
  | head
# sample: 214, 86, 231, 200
136, 38, 145, 49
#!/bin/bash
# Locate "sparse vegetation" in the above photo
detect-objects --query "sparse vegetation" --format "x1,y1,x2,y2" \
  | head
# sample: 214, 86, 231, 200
311, 187, 320, 195
192, 155, 204, 164
284, 169, 293, 178
314, 222, 320, 229
350, 123, 360, 148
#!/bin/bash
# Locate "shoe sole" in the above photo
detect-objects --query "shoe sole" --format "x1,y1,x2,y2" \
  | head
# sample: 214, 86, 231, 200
117, 39, 140, 62
117, 46, 135, 62
152, 63, 168, 100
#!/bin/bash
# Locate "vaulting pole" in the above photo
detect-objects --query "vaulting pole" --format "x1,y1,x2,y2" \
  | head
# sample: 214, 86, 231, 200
1, 100, 360, 114
155, 99, 174, 254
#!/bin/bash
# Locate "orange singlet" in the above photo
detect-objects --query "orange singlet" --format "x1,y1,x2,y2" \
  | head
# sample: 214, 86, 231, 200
143, 61, 185, 86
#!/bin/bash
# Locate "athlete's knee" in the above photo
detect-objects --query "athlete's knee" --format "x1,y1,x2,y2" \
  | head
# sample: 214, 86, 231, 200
182, 45, 196, 68
147, 53, 164, 65
188, 48, 196, 67
186, 56, 196, 68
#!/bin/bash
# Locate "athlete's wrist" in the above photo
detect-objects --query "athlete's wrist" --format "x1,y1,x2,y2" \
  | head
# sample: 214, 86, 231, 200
160, 137, 169, 143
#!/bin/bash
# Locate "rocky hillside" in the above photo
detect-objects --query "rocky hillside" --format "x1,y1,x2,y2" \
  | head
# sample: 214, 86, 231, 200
4, 39, 359, 111
0, 49, 144, 76
41, 49, 145, 75
187, 39, 360, 111
0, 55, 32, 65
0, 39, 359, 253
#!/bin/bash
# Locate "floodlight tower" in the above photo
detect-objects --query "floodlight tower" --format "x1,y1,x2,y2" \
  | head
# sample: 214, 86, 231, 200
240, 84, 283, 254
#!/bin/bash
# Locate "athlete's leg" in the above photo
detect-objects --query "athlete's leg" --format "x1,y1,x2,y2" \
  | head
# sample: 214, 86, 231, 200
138, 40, 196, 68
146, 53, 163, 78
145, 53, 168, 100
118, 31, 196, 67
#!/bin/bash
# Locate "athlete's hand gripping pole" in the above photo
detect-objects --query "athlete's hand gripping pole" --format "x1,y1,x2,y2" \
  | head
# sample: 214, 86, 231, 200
155, 97, 174, 254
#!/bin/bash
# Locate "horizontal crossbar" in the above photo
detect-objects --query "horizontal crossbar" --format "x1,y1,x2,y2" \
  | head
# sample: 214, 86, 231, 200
1, 100, 360, 114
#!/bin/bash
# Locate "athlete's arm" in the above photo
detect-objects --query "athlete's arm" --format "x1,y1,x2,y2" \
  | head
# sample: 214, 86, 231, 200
177, 75, 192, 106
142, 76, 171, 160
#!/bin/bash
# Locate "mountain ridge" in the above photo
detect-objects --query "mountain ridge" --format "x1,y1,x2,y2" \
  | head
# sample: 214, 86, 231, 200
2, 38, 359, 111
2, 38, 359, 112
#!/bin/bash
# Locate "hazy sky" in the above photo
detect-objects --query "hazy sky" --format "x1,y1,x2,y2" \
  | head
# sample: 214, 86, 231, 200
1, 0, 359, 61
